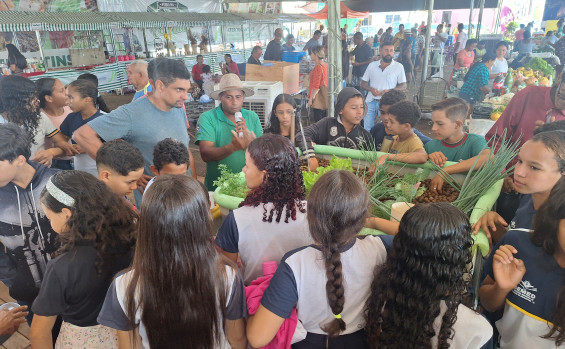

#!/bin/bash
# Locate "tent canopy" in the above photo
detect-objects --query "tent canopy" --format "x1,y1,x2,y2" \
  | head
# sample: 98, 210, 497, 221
343, 0, 498, 12
307, 3, 369, 20
0, 11, 313, 32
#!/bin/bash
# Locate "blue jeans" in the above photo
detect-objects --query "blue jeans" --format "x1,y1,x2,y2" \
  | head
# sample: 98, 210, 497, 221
363, 100, 380, 131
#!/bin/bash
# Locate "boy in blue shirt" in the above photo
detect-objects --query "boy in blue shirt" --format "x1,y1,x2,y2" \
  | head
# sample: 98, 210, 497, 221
425, 97, 490, 192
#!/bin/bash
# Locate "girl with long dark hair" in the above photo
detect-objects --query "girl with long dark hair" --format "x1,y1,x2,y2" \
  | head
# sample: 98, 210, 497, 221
473, 130, 565, 241
246, 170, 391, 348
36, 78, 74, 170
365, 203, 492, 348
215, 133, 311, 285
0, 75, 74, 166
480, 176, 565, 348
264, 93, 299, 138
98, 175, 247, 348
29, 171, 136, 348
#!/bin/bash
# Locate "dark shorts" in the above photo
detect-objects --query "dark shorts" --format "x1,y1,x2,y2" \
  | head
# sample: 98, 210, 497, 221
292, 329, 368, 349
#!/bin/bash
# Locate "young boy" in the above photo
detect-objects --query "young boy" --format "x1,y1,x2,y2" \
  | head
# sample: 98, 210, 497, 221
96, 140, 145, 205
376, 100, 428, 164
0, 124, 58, 323
144, 138, 190, 193
425, 98, 490, 192
370, 90, 431, 150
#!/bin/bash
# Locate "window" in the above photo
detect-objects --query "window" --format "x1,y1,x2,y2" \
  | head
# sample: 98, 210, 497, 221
393, 15, 401, 23
362, 18, 369, 26
385, 15, 393, 24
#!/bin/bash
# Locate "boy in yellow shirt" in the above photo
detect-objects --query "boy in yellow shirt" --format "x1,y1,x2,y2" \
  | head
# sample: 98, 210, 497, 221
377, 101, 428, 164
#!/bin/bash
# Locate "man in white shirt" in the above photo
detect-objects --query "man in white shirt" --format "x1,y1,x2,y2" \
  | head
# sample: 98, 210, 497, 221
452, 23, 467, 63
360, 42, 407, 131
433, 24, 448, 51
318, 24, 325, 46
431, 24, 448, 76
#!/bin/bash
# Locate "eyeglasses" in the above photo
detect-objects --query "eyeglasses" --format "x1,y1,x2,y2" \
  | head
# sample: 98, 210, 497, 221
557, 80, 565, 100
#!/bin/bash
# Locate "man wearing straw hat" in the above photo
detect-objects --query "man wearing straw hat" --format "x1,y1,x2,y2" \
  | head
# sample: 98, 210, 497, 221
196, 73, 263, 191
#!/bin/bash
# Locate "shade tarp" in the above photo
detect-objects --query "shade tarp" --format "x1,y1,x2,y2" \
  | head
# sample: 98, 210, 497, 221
343, 0, 499, 12
0, 11, 313, 32
307, 3, 369, 20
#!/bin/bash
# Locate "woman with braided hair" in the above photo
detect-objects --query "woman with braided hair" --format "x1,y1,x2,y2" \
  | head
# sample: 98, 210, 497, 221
246, 170, 391, 348
215, 133, 312, 285
365, 203, 492, 348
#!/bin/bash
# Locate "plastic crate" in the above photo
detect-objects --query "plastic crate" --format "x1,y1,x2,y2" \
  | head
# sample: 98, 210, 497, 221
282, 51, 306, 63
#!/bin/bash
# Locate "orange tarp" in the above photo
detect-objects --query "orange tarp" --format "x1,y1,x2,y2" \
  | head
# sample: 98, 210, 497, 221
307, 3, 369, 19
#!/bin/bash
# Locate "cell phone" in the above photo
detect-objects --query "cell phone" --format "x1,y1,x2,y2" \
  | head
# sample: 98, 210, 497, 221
234, 112, 243, 137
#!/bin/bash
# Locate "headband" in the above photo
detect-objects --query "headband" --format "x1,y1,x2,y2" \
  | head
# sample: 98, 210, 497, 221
46, 177, 75, 207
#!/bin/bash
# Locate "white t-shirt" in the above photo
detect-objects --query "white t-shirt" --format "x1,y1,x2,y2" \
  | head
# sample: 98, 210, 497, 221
361, 60, 406, 103
544, 36, 558, 45
431, 301, 493, 348
434, 32, 448, 50
0, 113, 58, 158
215, 201, 312, 285
456, 32, 468, 53
491, 57, 509, 76
260, 235, 392, 335
41, 107, 73, 160
98, 267, 246, 349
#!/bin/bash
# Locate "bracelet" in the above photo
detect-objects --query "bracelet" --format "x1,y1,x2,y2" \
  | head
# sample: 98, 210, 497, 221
48, 148, 56, 157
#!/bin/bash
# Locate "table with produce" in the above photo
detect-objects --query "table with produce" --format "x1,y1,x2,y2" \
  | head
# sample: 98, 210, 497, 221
484, 57, 555, 121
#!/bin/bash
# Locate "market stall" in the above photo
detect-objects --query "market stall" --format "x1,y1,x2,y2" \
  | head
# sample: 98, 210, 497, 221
0, 11, 314, 92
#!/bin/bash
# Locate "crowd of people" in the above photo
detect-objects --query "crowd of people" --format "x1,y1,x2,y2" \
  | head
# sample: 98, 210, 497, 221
0, 17, 564, 349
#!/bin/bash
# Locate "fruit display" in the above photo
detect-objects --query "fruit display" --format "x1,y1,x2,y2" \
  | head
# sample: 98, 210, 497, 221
484, 93, 514, 119
508, 65, 553, 91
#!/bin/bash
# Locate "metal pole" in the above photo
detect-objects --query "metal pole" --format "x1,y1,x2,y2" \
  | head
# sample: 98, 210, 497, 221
476, 0, 486, 40
241, 24, 246, 53
419, 0, 434, 95
221, 25, 227, 51
492, 0, 504, 34
468, 0, 474, 38
109, 29, 119, 62
142, 28, 150, 58
327, 0, 341, 118
34, 30, 46, 71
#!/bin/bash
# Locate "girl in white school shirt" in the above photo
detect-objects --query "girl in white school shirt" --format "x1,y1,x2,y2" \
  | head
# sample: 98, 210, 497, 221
247, 170, 391, 348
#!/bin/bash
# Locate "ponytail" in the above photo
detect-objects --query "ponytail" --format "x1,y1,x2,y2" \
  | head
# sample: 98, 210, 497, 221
306, 170, 368, 337
96, 95, 110, 113
321, 243, 346, 336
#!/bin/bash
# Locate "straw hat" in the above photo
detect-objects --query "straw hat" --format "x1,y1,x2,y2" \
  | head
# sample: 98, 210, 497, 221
210, 73, 254, 100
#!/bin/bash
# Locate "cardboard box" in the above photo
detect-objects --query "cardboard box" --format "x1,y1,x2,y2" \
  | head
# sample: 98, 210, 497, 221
245, 61, 299, 94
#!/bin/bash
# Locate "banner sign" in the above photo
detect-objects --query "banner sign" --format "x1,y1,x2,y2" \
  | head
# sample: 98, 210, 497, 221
0, 48, 73, 68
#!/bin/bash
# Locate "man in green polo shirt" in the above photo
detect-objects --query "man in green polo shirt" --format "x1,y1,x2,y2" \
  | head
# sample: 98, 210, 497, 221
196, 73, 263, 190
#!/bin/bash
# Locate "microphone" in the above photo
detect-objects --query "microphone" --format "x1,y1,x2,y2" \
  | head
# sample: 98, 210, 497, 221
235, 112, 243, 137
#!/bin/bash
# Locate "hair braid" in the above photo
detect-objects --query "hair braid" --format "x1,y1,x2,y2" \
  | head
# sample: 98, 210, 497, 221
321, 242, 346, 337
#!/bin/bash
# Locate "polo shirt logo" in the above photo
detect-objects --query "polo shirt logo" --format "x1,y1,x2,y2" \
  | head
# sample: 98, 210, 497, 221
512, 280, 537, 304
330, 126, 338, 137
509, 220, 516, 229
